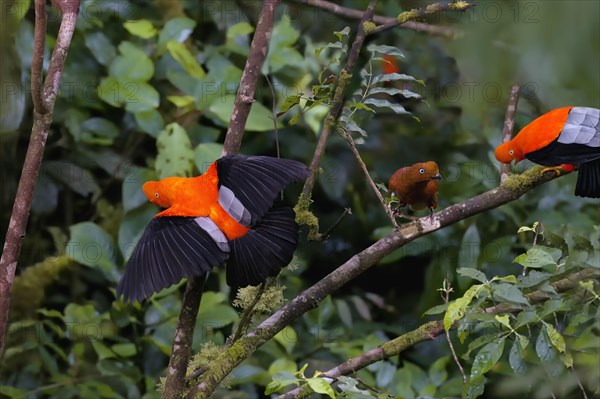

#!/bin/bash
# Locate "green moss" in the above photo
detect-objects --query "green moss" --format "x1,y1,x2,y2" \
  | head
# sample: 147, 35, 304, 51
294, 197, 322, 241
232, 284, 285, 313
11, 255, 74, 318
425, 3, 444, 13
449, 1, 471, 10
397, 9, 420, 24
362, 21, 376, 33
501, 166, 547, 191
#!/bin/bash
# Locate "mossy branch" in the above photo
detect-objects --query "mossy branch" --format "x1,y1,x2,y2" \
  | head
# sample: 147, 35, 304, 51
188, 163, 566, 397
280, 268, 599, 398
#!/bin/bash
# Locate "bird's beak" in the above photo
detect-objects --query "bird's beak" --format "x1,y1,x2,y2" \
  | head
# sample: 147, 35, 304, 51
431, 173, 443, 180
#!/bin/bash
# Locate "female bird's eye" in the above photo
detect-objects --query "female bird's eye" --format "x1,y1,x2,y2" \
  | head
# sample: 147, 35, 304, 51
419, 168, 425, 174
509, 149, 514, 155
155, 192, 159, 198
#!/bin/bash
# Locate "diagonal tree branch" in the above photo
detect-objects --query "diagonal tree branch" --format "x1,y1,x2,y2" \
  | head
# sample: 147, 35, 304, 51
370, 1, 477, 35
289, 0, 464, 38
189, 165, 569, 397
0, 0, 79, 359
279, 267, 599, 398
164, 1, 282, 397
297, 0, 378, 231
223, 0, 281, 155
500, 83, 521, 182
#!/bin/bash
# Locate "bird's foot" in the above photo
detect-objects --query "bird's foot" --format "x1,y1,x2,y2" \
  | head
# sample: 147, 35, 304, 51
540, 164, 576, 176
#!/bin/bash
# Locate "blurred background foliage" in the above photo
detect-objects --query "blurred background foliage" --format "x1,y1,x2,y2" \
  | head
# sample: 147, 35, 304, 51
0, 0, 598, 398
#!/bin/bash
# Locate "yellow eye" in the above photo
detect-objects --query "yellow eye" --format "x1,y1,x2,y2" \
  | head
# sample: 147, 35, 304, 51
155, 192, 159, 198
509, 149, 514, 155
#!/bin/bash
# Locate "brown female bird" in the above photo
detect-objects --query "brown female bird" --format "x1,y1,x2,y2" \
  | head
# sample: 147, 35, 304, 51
388, 161, 442, 217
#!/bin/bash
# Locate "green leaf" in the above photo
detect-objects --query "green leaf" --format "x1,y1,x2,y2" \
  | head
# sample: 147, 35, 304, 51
159, 17, 196, 46
368, 86, 422, 99
226, 22, 254, 39
45, 161, 101, 198
362, 98, 410, 114
306, 377, 335, 398
166, 40, 206, 79
109, 42, 154, 82
339, 115, 368, 136
67, 222, 118, 282
492, 283, 529, 306
518, 270, 551, 288
457, 267, 487, 283
274, 326, 297, 354
459, 224, 481, 271
207, 95, 276, 132
111, 343, 137, 357
277, 94, 301, 117
333, 27, 351, 41
81, 117, 119, 139
535, 329, 554, 362
367, 44, 405, 57
373, 72, 424, 85
515, 308, 537, 328
560, 351, 573, 368
264, 18, 303, 73
335, 299, 353, 328
84, 31, 116, 66
463, 375, 484, 399
509, 338, 527, 374
513, 246, 559, 269
543, 322, 566, 353
471, 338, 505, 376
444, 284, 483, 331
423, 303, 448, 316
495, 314, 512, 330
124, 20, 158, 39
134, 109, 164, 137
265, 371, 298, 394
123, 82, 160, 113
167, 95, 196, 108
194, 143, 223, 173
122, 167, 157, 212
428, 356, 449, 386
0, 385, 27, 398
155, 123, 194, 178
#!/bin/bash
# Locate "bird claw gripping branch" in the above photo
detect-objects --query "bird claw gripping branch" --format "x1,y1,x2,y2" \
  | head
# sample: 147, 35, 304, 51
117, 155, 308, 303
495, 107, 600, 198
388, 161, 442, 221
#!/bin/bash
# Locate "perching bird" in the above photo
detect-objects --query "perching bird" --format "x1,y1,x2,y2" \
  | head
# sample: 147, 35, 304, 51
495, 106, 600, 198
117, 155, 308, 303
388, 161, 442, 217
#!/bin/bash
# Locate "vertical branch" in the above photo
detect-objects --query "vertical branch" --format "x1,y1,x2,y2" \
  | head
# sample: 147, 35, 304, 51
0, 0, 80, 358
223, 0, 281, 155
500, 83, 521, 182
299, 0, 378, 203
165, 1, 282, 396
162, 277, 206, 399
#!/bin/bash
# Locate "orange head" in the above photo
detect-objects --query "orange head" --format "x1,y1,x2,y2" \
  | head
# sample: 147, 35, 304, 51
494, 140, 525, 164
389, 161, 442, 192
142, 177, 181, 209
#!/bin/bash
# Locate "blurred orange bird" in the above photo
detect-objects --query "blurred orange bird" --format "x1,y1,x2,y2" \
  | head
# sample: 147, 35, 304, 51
389, 161, 442, 217
495, 106, 599, 197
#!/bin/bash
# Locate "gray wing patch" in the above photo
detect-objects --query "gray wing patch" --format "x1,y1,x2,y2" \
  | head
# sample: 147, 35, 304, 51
218, 185, 252, 226
194, 217, 230, 252
558, 107, 600, 147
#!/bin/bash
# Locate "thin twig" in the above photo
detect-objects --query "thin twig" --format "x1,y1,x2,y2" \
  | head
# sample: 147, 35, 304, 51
298, 0, 377, 226
339, 128, 398, 228
289, 0, 463, 38
223, 0, 281, 155
322, 208, 352, 240
370, 2, 477, 35
571, 364, 589, 399
278, 268, 599, 398
232, 282, 267, 342
500, 83, 521, 182
441, 277, 466, 384
0, 0, 79, 359
189, 165, 567, 397
263, 74, 281, 159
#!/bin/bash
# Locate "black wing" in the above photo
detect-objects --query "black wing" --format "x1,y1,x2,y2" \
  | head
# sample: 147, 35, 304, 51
216, 155, 308, 225
117, 217, 228, 303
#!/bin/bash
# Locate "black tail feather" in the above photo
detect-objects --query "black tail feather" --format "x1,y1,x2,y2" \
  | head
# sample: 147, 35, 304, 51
226, 206, 298, 288
575, 159, 600, 198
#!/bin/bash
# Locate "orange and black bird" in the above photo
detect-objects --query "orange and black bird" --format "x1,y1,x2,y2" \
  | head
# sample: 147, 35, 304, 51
388, 161, 442, 217
495, 106, 600, 198
117, 155, 308, 303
